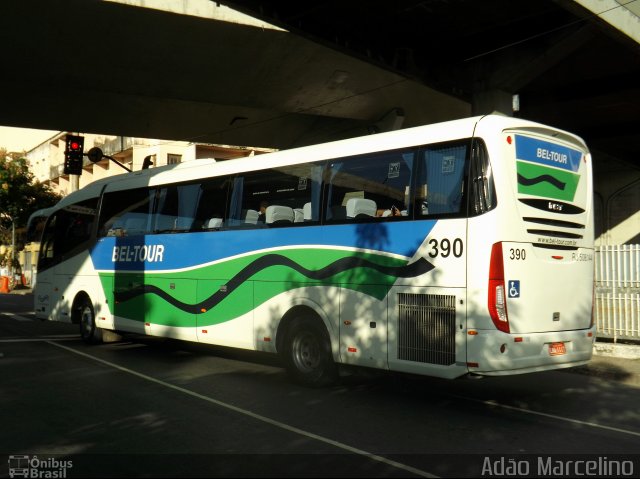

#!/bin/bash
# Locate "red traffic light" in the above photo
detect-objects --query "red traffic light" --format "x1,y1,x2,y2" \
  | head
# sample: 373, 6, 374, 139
64, 135, 85, 175
66, 134, 84, 153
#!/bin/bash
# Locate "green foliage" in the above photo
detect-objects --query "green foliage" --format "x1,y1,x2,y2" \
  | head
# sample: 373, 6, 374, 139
0, 249, 20, 270
0, 148, 62, 245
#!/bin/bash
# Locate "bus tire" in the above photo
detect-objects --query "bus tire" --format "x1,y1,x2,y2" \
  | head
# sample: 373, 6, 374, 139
282, 317, 337, 387
78, 297, 102, 345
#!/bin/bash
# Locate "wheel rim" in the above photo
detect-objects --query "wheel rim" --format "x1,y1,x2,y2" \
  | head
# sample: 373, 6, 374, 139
291, 331, 322, 373
80, 305, 94, 338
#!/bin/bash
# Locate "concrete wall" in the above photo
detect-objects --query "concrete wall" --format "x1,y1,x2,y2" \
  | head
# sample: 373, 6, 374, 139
593, 151, 640, 245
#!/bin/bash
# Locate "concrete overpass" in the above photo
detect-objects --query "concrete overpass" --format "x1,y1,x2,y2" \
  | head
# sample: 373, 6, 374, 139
224, 0, 640, 164
1, 0, 639, 242
0, 0, 469, 148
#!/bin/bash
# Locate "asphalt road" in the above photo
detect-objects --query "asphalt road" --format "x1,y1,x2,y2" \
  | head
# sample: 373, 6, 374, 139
1, 293, 639, 478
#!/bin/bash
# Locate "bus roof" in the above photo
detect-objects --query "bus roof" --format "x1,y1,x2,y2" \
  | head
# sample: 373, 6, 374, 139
50, 115, 587, 208
27, 206, 56, 222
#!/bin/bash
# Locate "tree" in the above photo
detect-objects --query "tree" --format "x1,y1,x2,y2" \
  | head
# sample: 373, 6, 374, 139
0, 148, 61, 248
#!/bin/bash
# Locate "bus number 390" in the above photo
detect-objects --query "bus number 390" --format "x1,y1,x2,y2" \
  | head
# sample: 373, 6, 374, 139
428, 238, 464, 258
510, 248, 526, 260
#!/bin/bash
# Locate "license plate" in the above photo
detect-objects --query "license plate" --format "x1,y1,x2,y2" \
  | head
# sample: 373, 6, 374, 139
549, 342, 566, 356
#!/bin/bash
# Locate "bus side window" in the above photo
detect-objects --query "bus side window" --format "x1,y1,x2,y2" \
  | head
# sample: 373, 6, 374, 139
227, 163, 322, 228
325, 150, 414, 222
60, 199, 98, 255
154, 183, 201, 233
38, 215, 57, 270
417, 142, 468, 217
469, 139, 496, 216
38, 197, 98, 270
98, 188, 154, 237
193, 176, 231, 230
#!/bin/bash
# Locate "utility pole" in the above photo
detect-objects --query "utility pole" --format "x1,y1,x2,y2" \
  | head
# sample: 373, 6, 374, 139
10, 218, 15, 278
1, 212, 15, 278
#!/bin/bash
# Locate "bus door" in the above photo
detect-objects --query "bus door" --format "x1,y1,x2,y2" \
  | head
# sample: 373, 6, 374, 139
111, 271, 147, 334
148, 274, 198, 341
109, 243, 199, 340
35, 200, 98, 323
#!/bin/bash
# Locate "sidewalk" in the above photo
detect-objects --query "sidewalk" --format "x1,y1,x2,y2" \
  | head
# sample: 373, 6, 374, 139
5, 286, 32, 295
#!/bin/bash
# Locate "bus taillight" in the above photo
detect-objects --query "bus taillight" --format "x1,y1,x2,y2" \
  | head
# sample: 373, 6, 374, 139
488, 242, 510, 333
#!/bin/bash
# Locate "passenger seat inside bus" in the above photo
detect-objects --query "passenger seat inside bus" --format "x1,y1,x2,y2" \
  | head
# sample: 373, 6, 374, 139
242, 209, 259, 224
265, 205, 294, 225
346, 198, 377, 219
204, 218, 223, 229
303, 202, 312, 222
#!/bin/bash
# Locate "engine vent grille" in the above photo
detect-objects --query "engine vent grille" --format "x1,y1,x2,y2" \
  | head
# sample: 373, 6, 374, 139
398, 293, 456, 365
523, 217, 585, 229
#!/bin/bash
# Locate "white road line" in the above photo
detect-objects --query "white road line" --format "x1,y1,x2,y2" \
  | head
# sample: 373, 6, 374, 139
1, 312, 34, 322
449, 394, 640, 438
46, 340, 437, 478
0, 336, 78, 343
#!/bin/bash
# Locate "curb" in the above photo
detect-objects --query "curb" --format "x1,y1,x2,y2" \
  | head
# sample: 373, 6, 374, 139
5, 289, 33, 296
593, 342, 640, 360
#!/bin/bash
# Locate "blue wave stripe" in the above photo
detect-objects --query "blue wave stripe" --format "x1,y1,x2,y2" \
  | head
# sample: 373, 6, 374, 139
91, 220, 436, 272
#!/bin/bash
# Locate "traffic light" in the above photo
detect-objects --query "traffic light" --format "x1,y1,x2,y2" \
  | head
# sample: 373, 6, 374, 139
64, 135, 85, 175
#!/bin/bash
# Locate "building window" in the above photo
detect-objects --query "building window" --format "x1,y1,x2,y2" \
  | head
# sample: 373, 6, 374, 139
167, 154, 182, 165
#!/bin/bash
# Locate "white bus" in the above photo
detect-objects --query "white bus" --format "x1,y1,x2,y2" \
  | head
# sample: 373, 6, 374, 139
34, 115, 595, 385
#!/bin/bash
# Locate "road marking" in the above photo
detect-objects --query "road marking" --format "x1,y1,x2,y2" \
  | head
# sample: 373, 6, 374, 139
1, 312, 34, 322
46, 340, 437, 478
0, 336, 78, 343
449, 394, 640, 438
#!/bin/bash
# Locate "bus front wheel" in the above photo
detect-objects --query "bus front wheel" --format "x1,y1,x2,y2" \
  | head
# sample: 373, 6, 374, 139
282, 317, 337, 387
78, 298, 102, 345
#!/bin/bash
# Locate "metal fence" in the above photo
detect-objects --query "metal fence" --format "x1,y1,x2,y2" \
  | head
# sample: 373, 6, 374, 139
595, 244, 640, 341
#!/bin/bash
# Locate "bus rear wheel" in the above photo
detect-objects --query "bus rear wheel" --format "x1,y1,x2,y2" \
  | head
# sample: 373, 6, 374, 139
78, 298, 102, 344
282, 317, 337, 387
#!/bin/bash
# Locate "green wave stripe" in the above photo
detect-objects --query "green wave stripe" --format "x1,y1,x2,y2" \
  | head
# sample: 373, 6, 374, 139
99, 248, 408, 328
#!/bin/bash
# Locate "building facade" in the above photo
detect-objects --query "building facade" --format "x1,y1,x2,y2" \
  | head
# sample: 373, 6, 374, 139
26, 133, 274, 197
17, 132, 274, 286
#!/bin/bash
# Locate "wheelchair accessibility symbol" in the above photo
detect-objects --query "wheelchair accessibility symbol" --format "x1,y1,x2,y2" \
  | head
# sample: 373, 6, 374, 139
508, 280, 520, 298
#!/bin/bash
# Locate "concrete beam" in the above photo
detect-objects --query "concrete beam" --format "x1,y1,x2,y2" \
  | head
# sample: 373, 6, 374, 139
0, 0, 468, 149
471, 89, 515, 116
489, 26, 595, 92
571, 0, 640, 44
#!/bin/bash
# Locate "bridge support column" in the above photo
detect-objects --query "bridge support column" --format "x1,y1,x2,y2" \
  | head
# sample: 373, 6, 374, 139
471, 89, 515, 116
